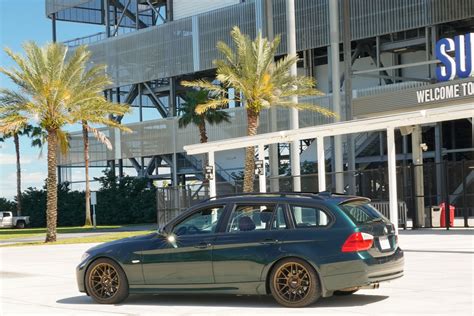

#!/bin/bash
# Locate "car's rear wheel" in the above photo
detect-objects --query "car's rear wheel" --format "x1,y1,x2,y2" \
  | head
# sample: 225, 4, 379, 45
85, 258, 129, 304
269, 258, 321, 307
15, 221, 25, 229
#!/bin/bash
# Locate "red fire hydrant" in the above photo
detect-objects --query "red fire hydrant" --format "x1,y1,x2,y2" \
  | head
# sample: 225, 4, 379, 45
439, 202, 455, 227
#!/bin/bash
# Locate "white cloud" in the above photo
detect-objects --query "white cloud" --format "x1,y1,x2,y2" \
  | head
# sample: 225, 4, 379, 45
0, 171, 46, 200
0, 153, 33, 165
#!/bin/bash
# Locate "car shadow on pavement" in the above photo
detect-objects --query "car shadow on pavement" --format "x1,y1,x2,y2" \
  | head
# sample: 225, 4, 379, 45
57, 293, 388, 308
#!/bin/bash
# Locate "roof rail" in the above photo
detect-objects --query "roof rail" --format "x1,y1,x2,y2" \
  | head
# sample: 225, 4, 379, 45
196, 191, 339, 205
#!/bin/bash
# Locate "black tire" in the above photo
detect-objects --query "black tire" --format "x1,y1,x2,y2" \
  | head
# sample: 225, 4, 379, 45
85, 258, 129, 304
334, 289, 359, 296
15, 221, 25, 229
269, 258, 321, 308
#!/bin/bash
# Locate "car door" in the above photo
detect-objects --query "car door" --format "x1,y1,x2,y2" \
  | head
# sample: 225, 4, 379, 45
141, 204, 226, 285
2, 212, 12, 227
212, 203, 289, 283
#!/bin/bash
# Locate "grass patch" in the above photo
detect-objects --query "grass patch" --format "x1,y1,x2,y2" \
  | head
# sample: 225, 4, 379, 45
0, 225, 122, 240
0, 230, 154, 247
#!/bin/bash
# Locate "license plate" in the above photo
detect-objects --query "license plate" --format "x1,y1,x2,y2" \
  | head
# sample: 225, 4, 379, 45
379, 236, 391, 250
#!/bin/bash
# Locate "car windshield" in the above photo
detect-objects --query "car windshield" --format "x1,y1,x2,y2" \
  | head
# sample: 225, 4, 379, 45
338, 201, 388, 225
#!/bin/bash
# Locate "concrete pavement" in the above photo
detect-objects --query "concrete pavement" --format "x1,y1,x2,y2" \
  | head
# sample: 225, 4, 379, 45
0, 229, 472, 315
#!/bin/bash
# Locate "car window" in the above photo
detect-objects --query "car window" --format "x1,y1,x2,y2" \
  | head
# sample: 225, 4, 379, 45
226, 204, 275, 233
289, 204, 330, 228
3, 212, 11, 217
272, 205, 288, 230
172, 206, 224, 236
339, 202, 388, 225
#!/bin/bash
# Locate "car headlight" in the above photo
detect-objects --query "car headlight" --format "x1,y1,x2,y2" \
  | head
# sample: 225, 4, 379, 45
81, 252, 90, 262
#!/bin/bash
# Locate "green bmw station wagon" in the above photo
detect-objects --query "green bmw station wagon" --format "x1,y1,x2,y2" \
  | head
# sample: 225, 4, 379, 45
77, 192, 404, 307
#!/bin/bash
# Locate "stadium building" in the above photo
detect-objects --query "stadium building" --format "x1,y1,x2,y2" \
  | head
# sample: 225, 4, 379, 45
45, 0, 473, 228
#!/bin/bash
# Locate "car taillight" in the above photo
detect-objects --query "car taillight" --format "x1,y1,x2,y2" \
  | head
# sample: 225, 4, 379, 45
342, 232, 374, 252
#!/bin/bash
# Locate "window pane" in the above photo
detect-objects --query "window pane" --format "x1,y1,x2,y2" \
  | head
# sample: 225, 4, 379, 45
289, 205, 330, 228
227, 205, 275, 233
272, 205, 288, 230
173, 206, 224, 236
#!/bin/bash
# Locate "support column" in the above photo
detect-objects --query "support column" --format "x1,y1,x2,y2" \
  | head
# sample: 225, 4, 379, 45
343, 0, 355, 195
104, 0, 110, 37
435, 123, 443, 204
317, 137, 326, 192
329, 0, 344, 193
387, 127, 399, 235
208, 151, 216, 197
258, 144, 266, 193
266, 0, 279, 192
286, 0, 301, 192
52, 13, 57, 42
169, 77, 176, 117
412, 125, 425, 227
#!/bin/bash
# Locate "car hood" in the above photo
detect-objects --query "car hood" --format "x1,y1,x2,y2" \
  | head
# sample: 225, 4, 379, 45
86, 232, 157, 253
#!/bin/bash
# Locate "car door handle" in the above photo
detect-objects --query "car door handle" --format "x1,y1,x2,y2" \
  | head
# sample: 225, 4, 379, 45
194, 242, 211, 249
260, 239, 279, 245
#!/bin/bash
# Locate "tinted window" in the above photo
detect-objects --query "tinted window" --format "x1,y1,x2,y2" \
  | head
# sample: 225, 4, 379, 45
272, 205, 288, 230
339, 202, 387, 225
227, 205, 275, 233
3, 212, 11, 217
289, 205, 330, 228
173, 206, 224, 236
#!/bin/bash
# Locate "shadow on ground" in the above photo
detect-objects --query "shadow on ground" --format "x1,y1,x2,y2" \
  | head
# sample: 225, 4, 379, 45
57, 293, 388, 308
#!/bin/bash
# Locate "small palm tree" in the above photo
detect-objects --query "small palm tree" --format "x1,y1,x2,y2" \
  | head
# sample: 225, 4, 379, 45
0, 124, 35, 216
71, 103, 131, 227
182, 26, 334, 192
0, 42, 129, 242
178, 90, 230, 144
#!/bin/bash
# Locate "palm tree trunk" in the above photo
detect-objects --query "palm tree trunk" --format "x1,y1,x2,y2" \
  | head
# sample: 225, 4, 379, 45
45, 129, 58, 243
13, 133, 22, 216
198, 121, 209, 172
198, 121, 208, 144
82, 122, 92, 226
243, 108, 259, 192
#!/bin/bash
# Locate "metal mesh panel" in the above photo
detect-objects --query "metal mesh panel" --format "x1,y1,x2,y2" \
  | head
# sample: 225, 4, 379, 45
59, 0, 474, 88
87, 18, 194, 87
45, 0, 93, 17
46, 0, 153, 26
198, 1, 257, 70
58, 96, 333, 166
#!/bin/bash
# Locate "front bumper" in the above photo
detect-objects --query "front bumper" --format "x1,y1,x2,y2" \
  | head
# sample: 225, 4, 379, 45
322, 247, 404, 292
76, 260, 89, 293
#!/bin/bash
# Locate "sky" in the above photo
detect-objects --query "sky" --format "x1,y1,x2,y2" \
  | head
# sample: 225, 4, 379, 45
0, 0, 102, 200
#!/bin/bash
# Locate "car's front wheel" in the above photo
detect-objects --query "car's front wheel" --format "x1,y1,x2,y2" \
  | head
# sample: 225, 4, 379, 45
85, 258, 129, 304
269, 258, 321, 307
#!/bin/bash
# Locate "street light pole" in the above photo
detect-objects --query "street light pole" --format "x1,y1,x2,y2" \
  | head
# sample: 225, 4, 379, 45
286, 0, 301, 192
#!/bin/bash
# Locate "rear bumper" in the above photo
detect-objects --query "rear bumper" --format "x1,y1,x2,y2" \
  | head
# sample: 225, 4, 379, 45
322, 247, 404, 293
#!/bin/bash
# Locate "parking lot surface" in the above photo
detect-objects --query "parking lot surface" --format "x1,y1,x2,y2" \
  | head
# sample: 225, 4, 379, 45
0, 229, 472, 315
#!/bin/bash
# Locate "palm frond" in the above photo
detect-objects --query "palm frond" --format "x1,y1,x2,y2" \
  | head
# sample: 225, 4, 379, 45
86, 125, 112, 150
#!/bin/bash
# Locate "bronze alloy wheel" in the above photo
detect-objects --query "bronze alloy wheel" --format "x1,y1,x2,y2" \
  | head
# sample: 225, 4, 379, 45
85, 258, 129, 304
88, 263, 120, 299
270, 258, 320, 307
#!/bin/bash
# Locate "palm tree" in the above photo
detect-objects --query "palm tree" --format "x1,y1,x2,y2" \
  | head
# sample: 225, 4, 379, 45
71, 103, 130, 227
178, 90, 230, 144
0, 125, 32, 216
0, 42, 128, 242
182, 26, 334, 192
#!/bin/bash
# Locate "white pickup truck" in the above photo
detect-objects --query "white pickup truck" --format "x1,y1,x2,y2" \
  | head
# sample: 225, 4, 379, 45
0, 212, 30, 229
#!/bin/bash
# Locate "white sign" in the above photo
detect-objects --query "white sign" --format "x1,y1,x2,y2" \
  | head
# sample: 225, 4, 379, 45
90, 191, 97, 206
416, 81, 474, 104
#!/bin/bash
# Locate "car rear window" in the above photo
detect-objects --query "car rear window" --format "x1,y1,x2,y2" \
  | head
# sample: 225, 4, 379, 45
338, 200, 388, 225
